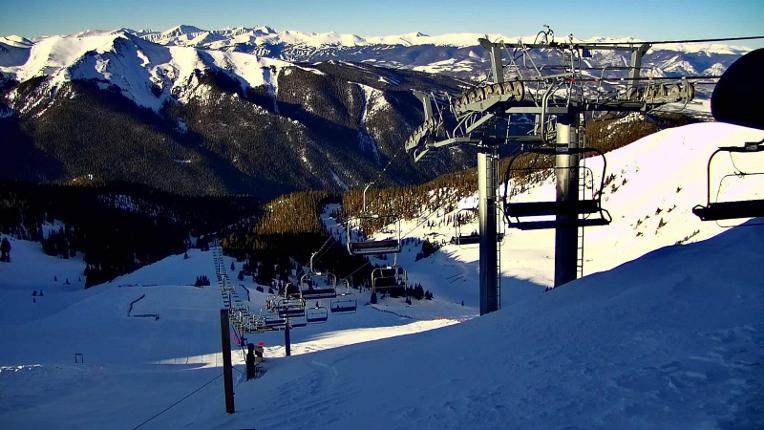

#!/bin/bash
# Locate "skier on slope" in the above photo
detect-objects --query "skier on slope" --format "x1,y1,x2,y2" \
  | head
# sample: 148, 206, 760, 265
246, 343, 257, 380
255, 342, 265, 362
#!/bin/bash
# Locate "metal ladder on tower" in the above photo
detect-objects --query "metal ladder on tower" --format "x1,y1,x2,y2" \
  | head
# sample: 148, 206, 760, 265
576, 129, 587, 279
496, 236, 502, 309
495, 203, 502, 309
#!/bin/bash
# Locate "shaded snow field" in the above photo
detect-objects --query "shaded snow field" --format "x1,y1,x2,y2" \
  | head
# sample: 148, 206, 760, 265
0, 122, 763, 429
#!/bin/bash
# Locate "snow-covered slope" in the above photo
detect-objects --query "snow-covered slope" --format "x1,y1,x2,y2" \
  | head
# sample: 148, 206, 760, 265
4, 207, 761, 428
194, 221, 763, 430
0, 35, 32, 68
1, 122, 762, 428
381, 122, 764, 297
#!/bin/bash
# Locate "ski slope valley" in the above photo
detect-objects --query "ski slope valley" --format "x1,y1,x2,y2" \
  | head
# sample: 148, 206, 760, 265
1, 121, 763, 429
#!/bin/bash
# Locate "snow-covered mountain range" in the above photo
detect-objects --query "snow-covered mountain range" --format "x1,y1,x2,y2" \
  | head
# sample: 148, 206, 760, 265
129, 25, 752, 79
0, 29, 469, 197
0, 25, 751, 197
1, 24, 750, 92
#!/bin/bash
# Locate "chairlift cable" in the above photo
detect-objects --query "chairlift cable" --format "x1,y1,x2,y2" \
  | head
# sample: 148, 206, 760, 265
400, 192, 464, 240
354, 144, 407, 217
309, 234, 336, 267
583, 35, 764, 46
130, 374, 222, 430
338, 261, 371, 285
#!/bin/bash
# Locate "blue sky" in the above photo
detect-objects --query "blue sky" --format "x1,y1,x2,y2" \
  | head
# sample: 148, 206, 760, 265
2, 0, 763, 47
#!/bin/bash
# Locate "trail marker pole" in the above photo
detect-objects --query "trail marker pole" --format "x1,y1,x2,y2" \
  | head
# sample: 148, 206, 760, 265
220, 309, 235, 414
284, 318, 292, 357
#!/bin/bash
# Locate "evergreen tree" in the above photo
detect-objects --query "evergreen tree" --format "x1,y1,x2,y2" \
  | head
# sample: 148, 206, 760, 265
0, 237, 11, 262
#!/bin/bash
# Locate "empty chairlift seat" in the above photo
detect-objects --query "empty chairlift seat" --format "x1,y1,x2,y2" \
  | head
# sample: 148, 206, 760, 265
277, 300, 306, 318
450, 207, 505, 245
692, 140, 764, 221
348, 239, 401, 255
306, 306, 329, 323
346, 185, 402, 256
262, 316, 286, 330
330, 279, 357, 313
371, 266, 407, 291
502, 146, 612, 230
330, 298, 357, 313
299, 273, 338, 300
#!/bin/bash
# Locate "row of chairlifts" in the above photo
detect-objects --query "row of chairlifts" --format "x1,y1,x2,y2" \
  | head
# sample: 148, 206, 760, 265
344, 186, 416, 302
256, 275, 359, 331
305, 253, 359, 313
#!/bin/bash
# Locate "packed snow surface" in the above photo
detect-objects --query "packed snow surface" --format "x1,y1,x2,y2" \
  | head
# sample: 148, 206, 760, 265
1, 122, 763, 429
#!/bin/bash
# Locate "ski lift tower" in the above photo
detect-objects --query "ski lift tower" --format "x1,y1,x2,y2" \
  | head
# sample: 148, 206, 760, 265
405, 28, 697, 314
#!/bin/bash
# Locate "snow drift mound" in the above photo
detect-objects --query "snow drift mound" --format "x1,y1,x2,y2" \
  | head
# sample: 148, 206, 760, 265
197, 221, 764, 430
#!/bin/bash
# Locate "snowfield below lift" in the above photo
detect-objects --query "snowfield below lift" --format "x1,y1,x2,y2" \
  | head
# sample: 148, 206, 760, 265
209, 222, 764, 430
0, 121, 763, 428
365, 122, 764, 304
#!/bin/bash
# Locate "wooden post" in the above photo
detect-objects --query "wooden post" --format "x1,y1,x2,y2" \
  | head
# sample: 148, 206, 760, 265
220, 309, 235, 414
284, 318, 292, 357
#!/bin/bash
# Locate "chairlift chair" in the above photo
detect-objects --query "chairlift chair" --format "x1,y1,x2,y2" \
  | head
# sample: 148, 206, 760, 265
299, 273, 337, 300
275, 283, 306, 318
289, 319, 308, 328
346, 184, 402, 256
330, 280, 357, 313
306, 306, 329, 323
262, 315, 286, 330
450, 208, 505, 245
502, 146, 612, 230
371, 265, 408, 291
692, 139, 764, 221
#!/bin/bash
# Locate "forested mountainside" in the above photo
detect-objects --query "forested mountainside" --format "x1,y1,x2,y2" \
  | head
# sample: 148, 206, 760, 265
219, 109, 696, 287
0, 180, 259, 286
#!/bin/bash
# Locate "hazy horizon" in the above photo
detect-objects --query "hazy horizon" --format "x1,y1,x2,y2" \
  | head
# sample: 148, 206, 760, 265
2, 0, 763, 48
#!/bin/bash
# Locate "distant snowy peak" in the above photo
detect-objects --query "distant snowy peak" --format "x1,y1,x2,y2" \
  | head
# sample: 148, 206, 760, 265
161, 24, 206, 37
1, 30, 300, 112
131, 25, 754, 54
139, 25, 516, 48
0, 35, 34, 48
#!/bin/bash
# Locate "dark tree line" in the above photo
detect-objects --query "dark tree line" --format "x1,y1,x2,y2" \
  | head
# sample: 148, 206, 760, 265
0, 180, 259, 287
